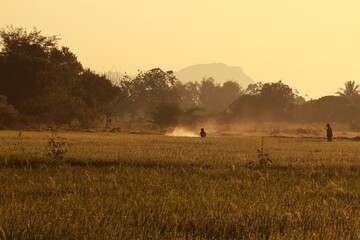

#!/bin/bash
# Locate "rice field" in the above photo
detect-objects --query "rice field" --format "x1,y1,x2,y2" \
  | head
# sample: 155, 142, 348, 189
0, 130, 360, 239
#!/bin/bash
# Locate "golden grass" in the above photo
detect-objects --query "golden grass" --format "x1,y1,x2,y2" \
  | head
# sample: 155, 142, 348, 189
0, 131, 359, 239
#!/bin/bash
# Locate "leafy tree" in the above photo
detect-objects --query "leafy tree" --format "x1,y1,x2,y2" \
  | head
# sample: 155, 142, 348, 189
199, 77, 221, 112
174, 81, 200, 109
77, 69, 127, 124
123, 68, 179, 117
49, 46, 83, 86
0, 40, 52, 106
199, 78, 243, 113
297, 96, 359, 123
221, 81, 243, 108
0, 26, 124, 126
229, 81, 297, 121
24, 91, 87, 125
0, 26, 83, 110
151, 102, 182, 128
292, 96, 306, 105
181, 107, 207, 127
0, 95, 19, 128
245, 82, 263, 95
151, 103, 206, 128
0, 26, 59, 56
260, 80, 295, 111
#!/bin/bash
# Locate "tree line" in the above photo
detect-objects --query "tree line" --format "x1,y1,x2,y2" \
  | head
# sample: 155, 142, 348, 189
228, 80, 360, 127
0, 26, 359, 129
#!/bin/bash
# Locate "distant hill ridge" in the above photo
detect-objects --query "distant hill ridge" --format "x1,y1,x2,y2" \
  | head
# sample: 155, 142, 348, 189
105, 63, 255, 88
175, 63, 254, 87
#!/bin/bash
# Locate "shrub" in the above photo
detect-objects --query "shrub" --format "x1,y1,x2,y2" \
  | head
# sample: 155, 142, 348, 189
45, 127, 68, 161
151, 102, 182, 128
0, 95, 19, 128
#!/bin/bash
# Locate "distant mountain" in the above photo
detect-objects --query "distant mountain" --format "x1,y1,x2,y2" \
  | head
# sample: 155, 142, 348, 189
175, 63, 254, 87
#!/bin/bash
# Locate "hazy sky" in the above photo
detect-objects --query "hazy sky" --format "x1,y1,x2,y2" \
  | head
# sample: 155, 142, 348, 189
1, 0, 359, 98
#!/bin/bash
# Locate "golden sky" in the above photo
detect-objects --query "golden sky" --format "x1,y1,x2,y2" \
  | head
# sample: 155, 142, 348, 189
1, 0, 359, 98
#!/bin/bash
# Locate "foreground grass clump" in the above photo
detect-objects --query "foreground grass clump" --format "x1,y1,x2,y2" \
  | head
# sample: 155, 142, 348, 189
0, 131, 360, 239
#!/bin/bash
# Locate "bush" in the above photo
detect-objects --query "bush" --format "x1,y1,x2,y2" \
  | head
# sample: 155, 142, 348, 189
0, 95, 19, 128
151, 102, 182, 128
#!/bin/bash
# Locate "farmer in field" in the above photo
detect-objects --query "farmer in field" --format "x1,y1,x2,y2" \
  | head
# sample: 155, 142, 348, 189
326, 123, 333, 142
200, 128, 207, 138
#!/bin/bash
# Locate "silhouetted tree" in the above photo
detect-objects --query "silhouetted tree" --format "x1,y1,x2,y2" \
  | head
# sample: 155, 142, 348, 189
0, 27, 83, 115
221, 81, 243, 108
0, 27, 61, 107
122, 68, 179, 118
336, 81, 360, 99
245, 82, 263, 95
76, 69, 127, 124
181, 107, 207, 127
0, 95, 19, 128
199, 77, 221, 112
229, 81, 297, 121
0, 26, 59, 56
151, 102, 182, 127
292, 95, 306, 105
0, 26, 125, 126
260, 81, 295, 112
174, 81, 200, 109
199, 78, 243, 113
297, 96, 359, 123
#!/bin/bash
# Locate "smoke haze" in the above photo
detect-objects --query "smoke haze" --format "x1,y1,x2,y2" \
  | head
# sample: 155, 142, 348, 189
166, 127, 199, 137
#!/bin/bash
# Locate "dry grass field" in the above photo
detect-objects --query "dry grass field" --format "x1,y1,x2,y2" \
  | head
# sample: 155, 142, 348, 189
0, 130, 360, 239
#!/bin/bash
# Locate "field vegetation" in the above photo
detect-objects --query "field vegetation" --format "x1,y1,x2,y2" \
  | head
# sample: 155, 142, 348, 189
1, 130, 360, 239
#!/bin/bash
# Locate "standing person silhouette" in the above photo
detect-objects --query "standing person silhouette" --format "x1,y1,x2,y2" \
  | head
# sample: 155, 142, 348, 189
326, 123, 333, 142
200, 128, 207, 138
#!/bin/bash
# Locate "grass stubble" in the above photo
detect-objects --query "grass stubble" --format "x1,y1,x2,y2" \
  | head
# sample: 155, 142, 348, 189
0, 131, 359, 239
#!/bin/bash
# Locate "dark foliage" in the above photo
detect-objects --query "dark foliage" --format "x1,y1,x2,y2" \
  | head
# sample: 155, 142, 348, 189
120, 68, 179, 119
151, 102, 183, 127
229, 81, 360, 126
0, 26, 126, 127
297, 96, 360, 123
1, 26, 359, 128
229, 81, 296, 121
0, 95, 19, 128
199, 77, 244, 113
